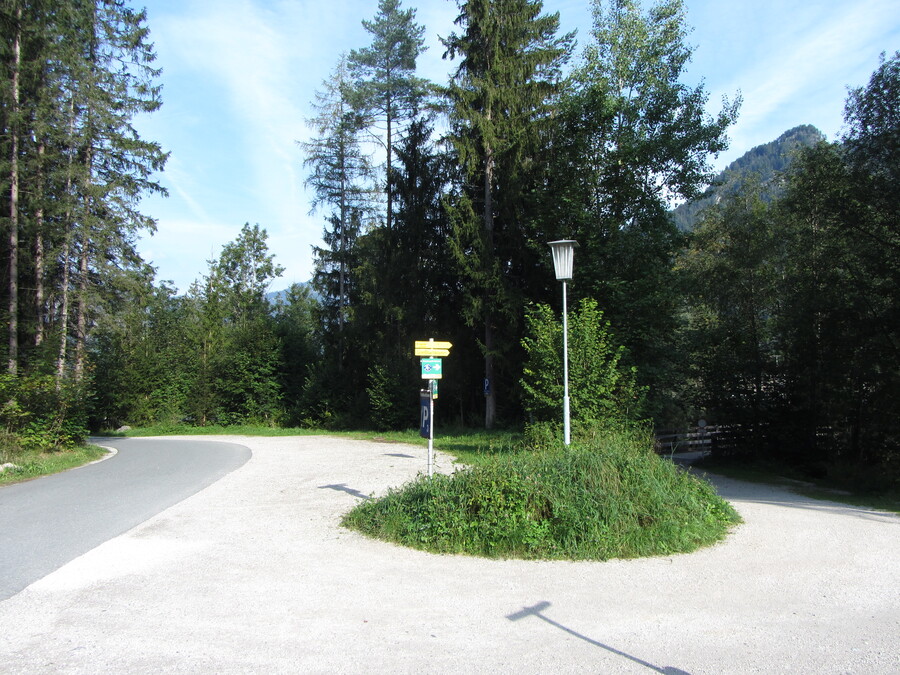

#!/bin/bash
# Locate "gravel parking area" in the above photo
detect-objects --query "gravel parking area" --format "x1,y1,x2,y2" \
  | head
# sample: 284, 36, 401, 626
1, 435, 897, 674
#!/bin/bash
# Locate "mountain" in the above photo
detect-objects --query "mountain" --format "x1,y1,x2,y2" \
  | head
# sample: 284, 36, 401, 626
265, 282, 319, 306
671, 124, 826, 231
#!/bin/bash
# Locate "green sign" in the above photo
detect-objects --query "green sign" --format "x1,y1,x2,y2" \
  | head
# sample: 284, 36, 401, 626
421, 357, 443, 379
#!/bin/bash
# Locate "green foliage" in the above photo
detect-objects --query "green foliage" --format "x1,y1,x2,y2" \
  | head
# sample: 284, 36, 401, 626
0, 374, 88, 450
343, 428, 739, 560
0, 444, 107, 486
679, 54, 900, 478
539, 0, 739, 426
521, 298, 645, 426
302, 55, 373, 373
678, 178, 778, 430
366, 361, 412, 431
349, 0, 429, 232
443, 0, 575, 428
184, 224, 286, 426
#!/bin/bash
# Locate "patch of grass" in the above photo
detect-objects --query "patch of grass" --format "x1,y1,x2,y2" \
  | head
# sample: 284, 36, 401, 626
343, 428, 740, 560
0, 443, 108, 486
103, 424, 323, 437
697, 458, 900, 514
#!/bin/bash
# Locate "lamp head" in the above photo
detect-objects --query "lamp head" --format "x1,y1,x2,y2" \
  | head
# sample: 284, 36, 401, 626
548, 240, 577, 281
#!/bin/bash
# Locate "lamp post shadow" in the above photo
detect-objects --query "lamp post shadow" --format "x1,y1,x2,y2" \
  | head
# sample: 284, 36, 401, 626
506, 601, 690, 675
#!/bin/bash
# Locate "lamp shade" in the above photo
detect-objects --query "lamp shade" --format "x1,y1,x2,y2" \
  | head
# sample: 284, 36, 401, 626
548, 240, 577, 281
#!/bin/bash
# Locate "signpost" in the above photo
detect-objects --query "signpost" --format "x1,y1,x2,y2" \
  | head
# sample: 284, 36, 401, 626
420, 358, 443, 379
414, 339, 452, 477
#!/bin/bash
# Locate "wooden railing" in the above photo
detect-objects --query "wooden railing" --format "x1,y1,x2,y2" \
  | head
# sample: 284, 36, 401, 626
654, 426, 719, 456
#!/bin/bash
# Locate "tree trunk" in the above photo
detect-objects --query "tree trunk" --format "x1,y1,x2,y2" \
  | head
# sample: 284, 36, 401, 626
74, 227, 89, 383
483, 137, 495, 430
56, 230, 72, 383
74, 142, 94, 383
57, 99, 78, 385
386, 94, 393, 232
8, 5, 22, 375
35, 143, 46, 347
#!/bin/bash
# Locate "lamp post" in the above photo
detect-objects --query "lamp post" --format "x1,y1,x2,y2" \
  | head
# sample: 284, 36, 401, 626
548, 240, 577, 446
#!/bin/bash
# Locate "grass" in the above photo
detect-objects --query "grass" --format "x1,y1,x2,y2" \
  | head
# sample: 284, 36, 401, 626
0, 443, 109, 486
102, 423, 324, 437
343, 427, 741, 561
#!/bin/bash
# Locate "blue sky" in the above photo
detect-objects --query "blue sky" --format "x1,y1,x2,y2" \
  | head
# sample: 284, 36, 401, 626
133, 0, 900, 293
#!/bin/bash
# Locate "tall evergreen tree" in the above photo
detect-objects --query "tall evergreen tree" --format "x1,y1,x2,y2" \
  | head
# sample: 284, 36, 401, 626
302, 55, 372, 374
352, 117, 458, 428
443, 0, 573, 428
349, 0, 428, 232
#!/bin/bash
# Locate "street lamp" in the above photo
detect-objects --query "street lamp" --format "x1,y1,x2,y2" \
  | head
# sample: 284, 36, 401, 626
548, 239, 577, 446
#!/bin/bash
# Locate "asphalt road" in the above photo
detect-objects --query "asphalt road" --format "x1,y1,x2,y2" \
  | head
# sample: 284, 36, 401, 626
0, 437, 251, 600
1, 435, 897, 673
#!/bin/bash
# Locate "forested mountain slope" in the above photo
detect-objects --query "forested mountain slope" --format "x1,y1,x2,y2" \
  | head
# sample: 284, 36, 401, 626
672, 124, 825, 231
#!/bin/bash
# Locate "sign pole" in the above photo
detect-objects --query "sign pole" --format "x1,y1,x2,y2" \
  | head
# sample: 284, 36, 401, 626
414, 338, 452, 479
428, 381, 435, 477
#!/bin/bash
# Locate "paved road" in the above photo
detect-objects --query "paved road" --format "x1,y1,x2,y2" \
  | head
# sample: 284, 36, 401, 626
1, 435, 897, 673
0, 437, 251, 600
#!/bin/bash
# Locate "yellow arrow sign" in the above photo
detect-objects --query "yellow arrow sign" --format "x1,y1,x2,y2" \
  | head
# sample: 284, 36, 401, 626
416, 349, 449, 357
414, 340, 452, 357
415, 340, 452, 350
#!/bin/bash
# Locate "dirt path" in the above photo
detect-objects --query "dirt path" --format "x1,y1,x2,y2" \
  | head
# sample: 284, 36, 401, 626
0, 435, 897, 674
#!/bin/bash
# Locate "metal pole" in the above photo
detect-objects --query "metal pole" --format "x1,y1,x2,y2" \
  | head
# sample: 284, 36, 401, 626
562, 280, 570, 446
428, 383, 435, 477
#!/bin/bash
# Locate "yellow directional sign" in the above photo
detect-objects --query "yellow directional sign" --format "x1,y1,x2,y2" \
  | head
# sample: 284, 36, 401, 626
414, 340, 453, 357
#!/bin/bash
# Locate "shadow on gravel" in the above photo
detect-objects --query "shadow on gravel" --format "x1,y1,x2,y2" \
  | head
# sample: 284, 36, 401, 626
318, 483, 370, 500
695, 472, 899, 523
384, 453, 416, 458
506, 601, 690, 674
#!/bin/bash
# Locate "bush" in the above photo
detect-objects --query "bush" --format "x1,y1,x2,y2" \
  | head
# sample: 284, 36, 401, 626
521, 299, 646, 427
0, 374, 89, 451
343, 428, 739, 560
366, 361, 413, 431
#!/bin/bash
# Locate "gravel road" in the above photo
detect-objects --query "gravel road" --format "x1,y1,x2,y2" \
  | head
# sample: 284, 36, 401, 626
0, 435, 897, 674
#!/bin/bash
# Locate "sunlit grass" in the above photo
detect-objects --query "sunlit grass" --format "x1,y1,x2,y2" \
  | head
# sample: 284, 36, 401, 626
0, 444, 109, 486
343, 427, 741, 560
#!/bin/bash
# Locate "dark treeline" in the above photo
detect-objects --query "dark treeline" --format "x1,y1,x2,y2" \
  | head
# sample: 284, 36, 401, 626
2, 1, 897, 483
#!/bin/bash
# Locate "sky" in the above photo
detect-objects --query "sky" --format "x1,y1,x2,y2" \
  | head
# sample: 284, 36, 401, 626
132, 0, 900, 293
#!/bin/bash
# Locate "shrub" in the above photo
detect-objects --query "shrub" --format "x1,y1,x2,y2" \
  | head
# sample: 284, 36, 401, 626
343, 428, 739, 560
0, 374, 89, 451
521, 299, 646, 427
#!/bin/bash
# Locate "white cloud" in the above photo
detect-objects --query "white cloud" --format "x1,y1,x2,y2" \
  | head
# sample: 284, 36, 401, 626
696, 0, 899, 165
136, 0, 900, 292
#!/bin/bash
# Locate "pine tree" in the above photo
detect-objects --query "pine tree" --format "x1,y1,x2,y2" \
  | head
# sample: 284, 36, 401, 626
349, 0, 428, 232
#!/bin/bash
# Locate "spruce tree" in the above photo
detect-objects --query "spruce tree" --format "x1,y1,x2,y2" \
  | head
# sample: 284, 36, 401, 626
302, 55, 372, 374
443, 0, 573, 428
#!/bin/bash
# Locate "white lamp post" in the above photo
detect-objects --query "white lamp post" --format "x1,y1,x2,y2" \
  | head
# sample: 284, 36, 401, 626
548, 240, 577, 446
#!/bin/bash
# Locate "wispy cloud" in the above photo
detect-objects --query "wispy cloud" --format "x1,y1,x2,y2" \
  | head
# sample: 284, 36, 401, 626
137, 0, 900, 292
699, 0, 899, 163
